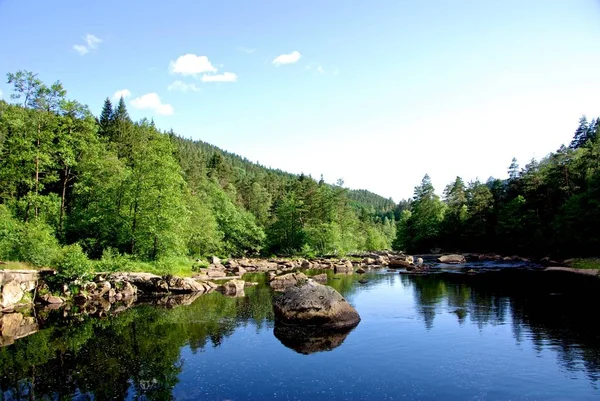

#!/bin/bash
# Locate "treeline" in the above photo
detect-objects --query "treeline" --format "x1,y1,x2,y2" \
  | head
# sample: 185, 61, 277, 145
394, 116, 600, 257
0, 70, 396, 269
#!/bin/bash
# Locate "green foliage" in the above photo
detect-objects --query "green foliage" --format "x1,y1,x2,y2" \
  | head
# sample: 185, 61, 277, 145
96, 247, 134, 272
571, 258, 600, 270
15, 220, 60, 267
4, 68, 597, 266
55, 243, 92, 280
0, 204, 20, 260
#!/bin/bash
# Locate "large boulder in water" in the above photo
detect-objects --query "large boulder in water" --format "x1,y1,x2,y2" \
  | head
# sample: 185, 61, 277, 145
273, 281, 360, 329
438, 254, 466, 264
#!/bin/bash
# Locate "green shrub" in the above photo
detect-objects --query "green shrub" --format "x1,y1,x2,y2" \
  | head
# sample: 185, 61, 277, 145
16, 220, 60, 267
97, 248, 134, 272
55, 244, 92, 280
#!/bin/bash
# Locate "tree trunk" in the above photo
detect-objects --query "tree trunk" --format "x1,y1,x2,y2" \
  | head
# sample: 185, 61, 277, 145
59, 165, 70, 236
35, 122, 40, 218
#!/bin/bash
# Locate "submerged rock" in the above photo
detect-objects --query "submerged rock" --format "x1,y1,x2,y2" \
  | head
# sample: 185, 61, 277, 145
273, 281, 360, 329
438, 254, 466, 264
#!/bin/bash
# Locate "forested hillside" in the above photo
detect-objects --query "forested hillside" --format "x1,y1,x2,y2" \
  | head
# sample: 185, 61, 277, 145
394, 116, 600, 258
0, 71, 396, 268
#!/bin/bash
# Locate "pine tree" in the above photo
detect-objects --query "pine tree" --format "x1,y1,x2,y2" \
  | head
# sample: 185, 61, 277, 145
569, 115, 590, 149
113, 96, 130, 123
98, 98, 113, 137
508, 157, 519, 180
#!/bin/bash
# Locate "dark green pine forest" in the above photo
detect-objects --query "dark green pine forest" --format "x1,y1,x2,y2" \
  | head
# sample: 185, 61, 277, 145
0, 70, 598, 273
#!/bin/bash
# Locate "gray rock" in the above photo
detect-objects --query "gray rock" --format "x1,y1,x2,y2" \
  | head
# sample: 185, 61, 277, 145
387, 259, 413, 268
273, 281, 361, 329
211, 256, 221, 265
218, 279, 245, 297
207, 269, 227, 278
334, 265, 353, 274
438, 254, 466, 264
0, 280, 23, 309
166, 276, 206, 293
270, 272, 308, 291
311, 273, 328, 283
232, 266, 247, 275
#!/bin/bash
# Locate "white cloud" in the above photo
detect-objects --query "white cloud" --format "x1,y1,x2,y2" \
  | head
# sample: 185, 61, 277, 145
201, 72, 238, 83
239, 47, 256, 54
130, 93, 174, 116
73, 33, 102, 55
0, 89, 3, 99
73, 45, 89, 55
113, 89, 132, 100
168, 80, 200, 92
317, 65, 324, 74
273, 50, 301, 66
85, 34, 102, 49
169, 54, 217, 76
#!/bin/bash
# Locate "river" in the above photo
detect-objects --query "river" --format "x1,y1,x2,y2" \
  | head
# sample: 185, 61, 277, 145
1, 259, 600, 400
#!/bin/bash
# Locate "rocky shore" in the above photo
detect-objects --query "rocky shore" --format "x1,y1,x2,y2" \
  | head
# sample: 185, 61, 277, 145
2, 250, 597, 346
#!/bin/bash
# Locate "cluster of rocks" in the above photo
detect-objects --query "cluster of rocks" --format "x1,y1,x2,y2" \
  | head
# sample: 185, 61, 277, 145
197, 251, 427, 283
35, 272, 220, 308
1, 270, 37, 312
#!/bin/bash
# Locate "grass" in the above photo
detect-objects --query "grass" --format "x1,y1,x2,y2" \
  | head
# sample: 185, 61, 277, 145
128, 256, 198, 277
0, 261, 37, 270
571, 258, 600, 270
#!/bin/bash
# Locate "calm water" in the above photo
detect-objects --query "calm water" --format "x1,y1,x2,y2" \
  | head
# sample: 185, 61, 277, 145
2, 264, 600, 400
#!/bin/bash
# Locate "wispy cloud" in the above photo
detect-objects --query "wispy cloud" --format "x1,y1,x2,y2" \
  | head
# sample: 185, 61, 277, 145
113, 89, 132, 100
306, 62, 325, 74
169, 54, 217, 76
85, 34, 102, 49
273, 50, 301, 66
239, 47, 256, 54
73, 45, 89, 55
131, 93, 174, 116
0, 89, 3, 99
168, 80, 200, 92
201, 72, 238, 83
73, 34, 102, 55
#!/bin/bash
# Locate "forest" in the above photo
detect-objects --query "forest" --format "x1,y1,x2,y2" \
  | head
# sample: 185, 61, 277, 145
392, 116, 600, 258
0, 71, 397, 274
0, 70, 598, 276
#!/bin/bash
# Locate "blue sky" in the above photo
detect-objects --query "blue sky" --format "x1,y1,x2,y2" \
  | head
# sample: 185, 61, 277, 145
1, 0, 600, 200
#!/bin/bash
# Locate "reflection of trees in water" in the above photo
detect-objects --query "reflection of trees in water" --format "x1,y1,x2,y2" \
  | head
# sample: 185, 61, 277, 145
403, 271, 600, 384
2, 270, 599, 399
0, 278, 278, 401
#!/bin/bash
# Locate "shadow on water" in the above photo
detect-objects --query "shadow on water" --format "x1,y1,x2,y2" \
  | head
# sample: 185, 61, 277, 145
401, 269, 600, 383
1, 268, 600, 399
273, 323, 359, 355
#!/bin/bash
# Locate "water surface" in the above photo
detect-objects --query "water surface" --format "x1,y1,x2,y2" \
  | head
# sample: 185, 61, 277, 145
1, 264, 600, 400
